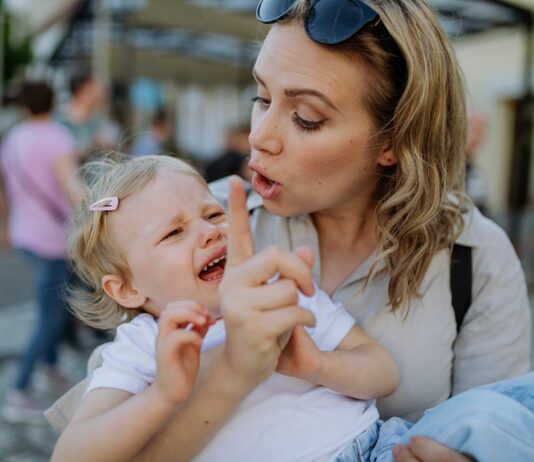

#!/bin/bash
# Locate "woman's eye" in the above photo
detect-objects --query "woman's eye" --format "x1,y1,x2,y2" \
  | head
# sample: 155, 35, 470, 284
251, 96, 270, 110
292, 113, 324, 133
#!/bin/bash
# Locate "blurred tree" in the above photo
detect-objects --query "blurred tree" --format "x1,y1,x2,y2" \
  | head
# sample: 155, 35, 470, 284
0, 0, 32, 96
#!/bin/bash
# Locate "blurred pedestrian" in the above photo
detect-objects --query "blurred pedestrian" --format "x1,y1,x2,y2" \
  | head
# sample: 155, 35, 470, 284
129, 108, 172, 157
56, 71, 106, 162
0, 81, 83, 424
205, 125, 252, 183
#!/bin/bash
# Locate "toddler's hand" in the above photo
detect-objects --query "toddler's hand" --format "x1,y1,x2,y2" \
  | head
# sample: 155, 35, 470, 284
154, 301, 214, 406
220, 177, 316, 386
276, 325, 324, 382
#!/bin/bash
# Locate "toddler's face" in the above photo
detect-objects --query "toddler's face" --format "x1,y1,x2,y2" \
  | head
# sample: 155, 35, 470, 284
108, 170, 228, 316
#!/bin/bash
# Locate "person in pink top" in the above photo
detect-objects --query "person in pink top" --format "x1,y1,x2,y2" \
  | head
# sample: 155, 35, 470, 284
0, 81, 83, 423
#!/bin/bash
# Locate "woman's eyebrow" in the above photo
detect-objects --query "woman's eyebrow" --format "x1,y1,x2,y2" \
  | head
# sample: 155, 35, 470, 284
253, 69, 338, 112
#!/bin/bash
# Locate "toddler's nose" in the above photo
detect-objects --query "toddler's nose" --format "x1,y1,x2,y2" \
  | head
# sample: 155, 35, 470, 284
200, 222, 223, 248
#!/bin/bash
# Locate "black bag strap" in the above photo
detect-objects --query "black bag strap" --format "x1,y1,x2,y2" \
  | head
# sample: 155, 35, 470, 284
450, 244, 472, 332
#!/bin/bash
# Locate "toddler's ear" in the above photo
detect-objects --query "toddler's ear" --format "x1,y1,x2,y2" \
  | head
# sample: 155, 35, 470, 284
102, 274, 146, 309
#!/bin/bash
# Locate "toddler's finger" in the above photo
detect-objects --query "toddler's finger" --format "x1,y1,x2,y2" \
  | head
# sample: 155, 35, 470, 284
161, 330, 203, 355
159, 307, 208, 339
190, 319, 213, 339
293, 246, 314, 271
231, 279, 299, 312
263, 305, 317, 337
230, 246, 314, 296
227, 176, 254, 267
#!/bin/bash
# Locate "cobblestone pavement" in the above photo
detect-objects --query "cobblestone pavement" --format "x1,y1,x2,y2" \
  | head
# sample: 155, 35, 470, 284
0, 250, 100, 462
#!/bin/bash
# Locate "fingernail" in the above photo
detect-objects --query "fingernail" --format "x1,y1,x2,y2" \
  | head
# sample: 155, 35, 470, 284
392, 445, 403, 457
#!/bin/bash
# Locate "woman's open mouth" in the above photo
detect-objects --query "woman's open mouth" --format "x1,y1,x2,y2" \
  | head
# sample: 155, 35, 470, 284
250, 164, 281, 200
198, 255, 226, 282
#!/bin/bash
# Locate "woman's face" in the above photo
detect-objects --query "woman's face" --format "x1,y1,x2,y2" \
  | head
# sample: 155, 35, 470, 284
249, 22, 393, 217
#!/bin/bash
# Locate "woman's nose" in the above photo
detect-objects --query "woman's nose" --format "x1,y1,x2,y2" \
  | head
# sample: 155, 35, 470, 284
249, 107, 283, 156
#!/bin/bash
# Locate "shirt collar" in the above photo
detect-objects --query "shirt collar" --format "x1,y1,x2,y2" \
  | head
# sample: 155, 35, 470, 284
454, 206, 481, 248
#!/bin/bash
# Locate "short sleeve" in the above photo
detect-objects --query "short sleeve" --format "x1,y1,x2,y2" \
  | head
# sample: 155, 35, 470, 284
86, 314, 158, 395
299, 288, 356, 351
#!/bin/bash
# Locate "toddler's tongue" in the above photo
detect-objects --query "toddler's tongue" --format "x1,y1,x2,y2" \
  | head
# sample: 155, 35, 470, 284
199, 260, 225, 281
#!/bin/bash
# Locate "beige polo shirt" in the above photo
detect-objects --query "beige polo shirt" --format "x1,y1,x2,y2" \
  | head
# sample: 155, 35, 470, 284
213, 181, 531, 422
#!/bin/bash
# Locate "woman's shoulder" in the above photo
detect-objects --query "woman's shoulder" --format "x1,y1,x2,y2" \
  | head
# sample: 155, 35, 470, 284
457, 207, 516, 260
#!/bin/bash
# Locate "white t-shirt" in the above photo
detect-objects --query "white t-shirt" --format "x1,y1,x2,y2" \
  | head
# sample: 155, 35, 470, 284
87, 289, 379, 462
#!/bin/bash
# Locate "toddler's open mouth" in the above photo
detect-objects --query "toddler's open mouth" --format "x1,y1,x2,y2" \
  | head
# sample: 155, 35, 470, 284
198, 255, 226, 281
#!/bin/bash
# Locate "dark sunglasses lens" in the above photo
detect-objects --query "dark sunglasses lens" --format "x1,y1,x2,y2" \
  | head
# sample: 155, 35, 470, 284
306, 1, 378, 44
257, 0, 296, 23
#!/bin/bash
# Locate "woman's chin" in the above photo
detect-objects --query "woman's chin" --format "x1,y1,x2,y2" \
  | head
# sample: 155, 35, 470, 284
262, 196, 311, 218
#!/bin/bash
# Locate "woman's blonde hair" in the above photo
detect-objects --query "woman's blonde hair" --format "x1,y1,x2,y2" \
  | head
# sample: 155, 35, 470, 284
68, 154, 206, 329
287, 0, 468, 310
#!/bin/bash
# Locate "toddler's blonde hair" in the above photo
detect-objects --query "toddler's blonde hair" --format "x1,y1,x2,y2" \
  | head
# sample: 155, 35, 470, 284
68, 154, 206, 329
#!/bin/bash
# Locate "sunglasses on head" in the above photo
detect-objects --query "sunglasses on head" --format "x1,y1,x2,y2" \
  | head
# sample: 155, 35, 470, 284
256, 0, 379, 45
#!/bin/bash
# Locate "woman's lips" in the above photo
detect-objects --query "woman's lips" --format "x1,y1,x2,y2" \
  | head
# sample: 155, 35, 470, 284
251, 172, 282, 200
249, 162, 282, 200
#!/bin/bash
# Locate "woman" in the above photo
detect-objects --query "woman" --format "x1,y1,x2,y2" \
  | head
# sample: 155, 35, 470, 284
233, 0, 531, 422
0, 81, 84, 423
49, 0, 530, 460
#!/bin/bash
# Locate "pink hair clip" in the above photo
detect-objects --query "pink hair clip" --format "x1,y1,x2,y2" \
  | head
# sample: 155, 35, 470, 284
89, 196, 119, 212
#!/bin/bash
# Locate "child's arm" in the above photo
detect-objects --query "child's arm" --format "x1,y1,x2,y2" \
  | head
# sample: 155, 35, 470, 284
277, 323, 399, 400
51, 303, 211, 462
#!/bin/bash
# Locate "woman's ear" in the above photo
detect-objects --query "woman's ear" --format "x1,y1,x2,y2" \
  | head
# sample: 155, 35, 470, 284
377, 143, 397, 167
102, 274, 146, 309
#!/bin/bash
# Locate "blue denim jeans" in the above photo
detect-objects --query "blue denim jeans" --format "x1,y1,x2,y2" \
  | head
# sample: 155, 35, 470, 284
14, 250, 71, 391
336, 372, 534, 462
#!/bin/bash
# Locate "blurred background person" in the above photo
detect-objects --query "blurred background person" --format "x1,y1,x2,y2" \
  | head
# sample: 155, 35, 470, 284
0, 81, 83, 424
465, 111, 490, 216
55, 71, 106, 162
129, 108, 172, 157
205, 125, 252, 183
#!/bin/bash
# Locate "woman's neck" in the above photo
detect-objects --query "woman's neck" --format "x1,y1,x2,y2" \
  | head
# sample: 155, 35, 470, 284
312, 200, 377, 247
311, 201, 378, 294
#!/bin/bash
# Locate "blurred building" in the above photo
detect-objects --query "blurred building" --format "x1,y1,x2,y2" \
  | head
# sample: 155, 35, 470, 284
3, 0, 534, 217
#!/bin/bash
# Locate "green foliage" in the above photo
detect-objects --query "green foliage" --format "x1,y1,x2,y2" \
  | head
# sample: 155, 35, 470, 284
0, 2, 33, 84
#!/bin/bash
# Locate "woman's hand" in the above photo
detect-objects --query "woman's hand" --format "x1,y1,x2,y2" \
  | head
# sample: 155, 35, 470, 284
220, 177, 317, 387
393, 437, 475, 462
276, 326, 325, 381
154, 302, 214, 406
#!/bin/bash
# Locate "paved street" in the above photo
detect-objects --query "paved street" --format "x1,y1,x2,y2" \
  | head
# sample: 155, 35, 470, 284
0, 250, 98, 462
0, 248, 533, 461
